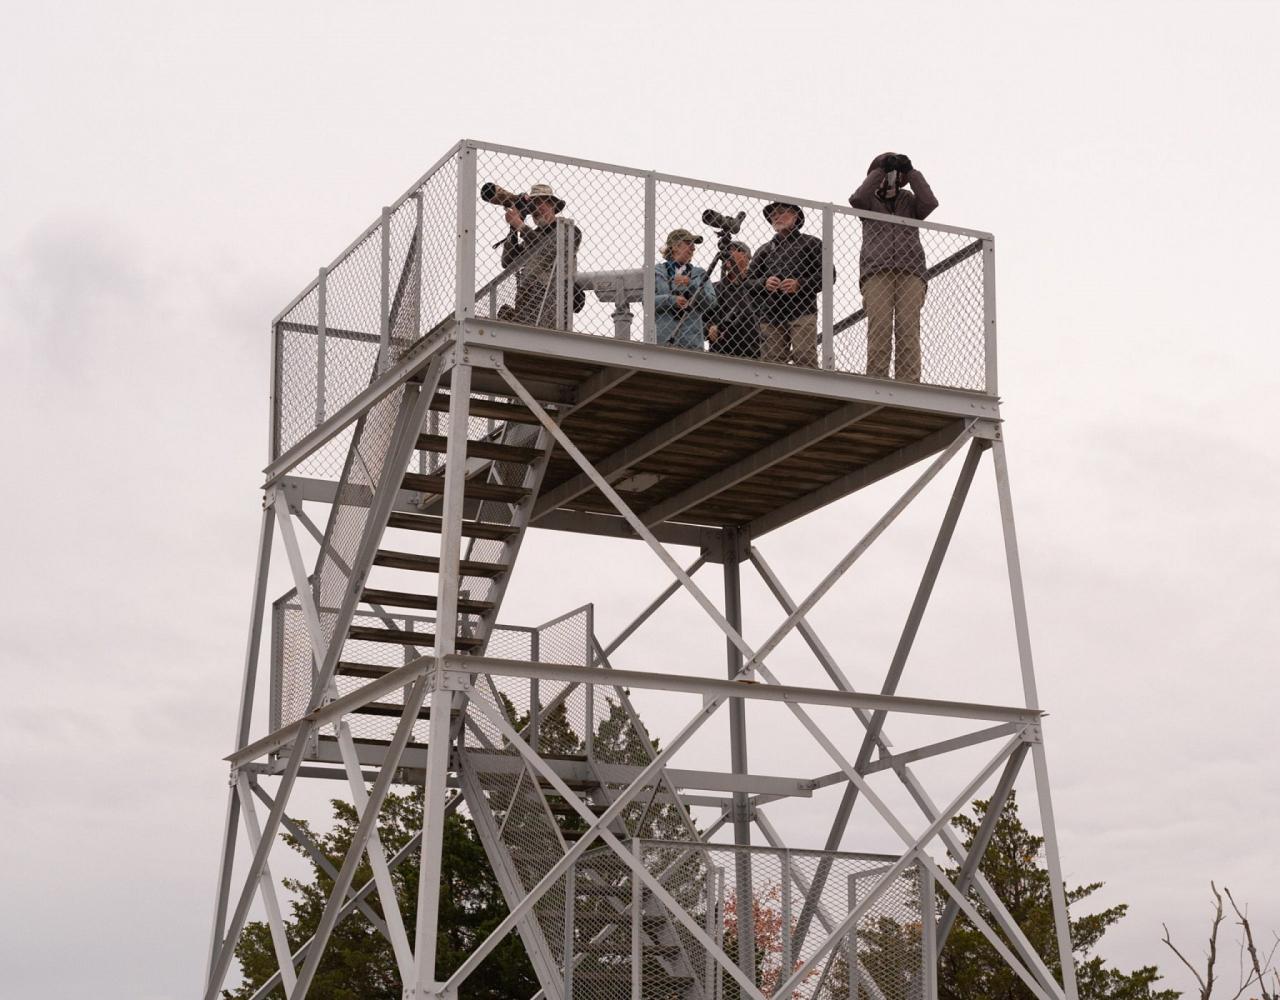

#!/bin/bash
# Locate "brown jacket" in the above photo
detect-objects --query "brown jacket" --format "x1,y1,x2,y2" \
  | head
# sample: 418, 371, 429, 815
848, 154, 938, 285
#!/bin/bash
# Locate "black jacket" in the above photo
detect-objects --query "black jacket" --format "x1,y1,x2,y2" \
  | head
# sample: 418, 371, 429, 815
705, 278, 759, 357
745, 230, 830, 324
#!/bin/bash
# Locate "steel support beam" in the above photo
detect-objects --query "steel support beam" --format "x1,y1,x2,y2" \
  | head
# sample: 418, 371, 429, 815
639, 401, 883, 527
205, 504, 274, 984
748, 418, 978, 538
936, 743, 1029, 943
722, 527, 754, 978
412, 363, 473, 996
749, 550, 1065, 999
531, 383, 760, 520
789, 439, 982, 954
992, 437, 1079, 1000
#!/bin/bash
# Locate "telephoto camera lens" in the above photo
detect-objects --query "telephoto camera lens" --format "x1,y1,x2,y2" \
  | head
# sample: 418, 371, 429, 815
701, 209, 746, 234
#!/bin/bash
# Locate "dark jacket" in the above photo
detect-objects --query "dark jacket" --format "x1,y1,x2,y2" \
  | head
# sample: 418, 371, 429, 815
848, 154, 938, 285
705, 277, 759, 358
745, 229, 829, 324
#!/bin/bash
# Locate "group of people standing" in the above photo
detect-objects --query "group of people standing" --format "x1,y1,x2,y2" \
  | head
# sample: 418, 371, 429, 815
496, 152, 937, 382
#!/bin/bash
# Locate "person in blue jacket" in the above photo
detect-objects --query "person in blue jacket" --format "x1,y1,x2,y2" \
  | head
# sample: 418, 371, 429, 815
654, 228, 716, 350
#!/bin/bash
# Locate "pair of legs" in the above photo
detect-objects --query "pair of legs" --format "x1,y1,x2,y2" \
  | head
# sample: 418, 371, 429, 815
863, 272, 926, 382
759, 313, 819, 368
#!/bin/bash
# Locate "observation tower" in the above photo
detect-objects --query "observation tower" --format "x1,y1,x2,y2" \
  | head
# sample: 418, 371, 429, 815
204, 140, 1079, 1000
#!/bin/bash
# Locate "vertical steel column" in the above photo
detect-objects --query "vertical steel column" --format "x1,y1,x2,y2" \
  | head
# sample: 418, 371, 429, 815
821, 206, 835, 370
413, 364, 473, 996
564, 860, 576, 1000
380, 205, 392, 368
781, 850, 792, 978
530, 629, 541, 749
269, 321, 282, 462
982, 237, 998, 396
414, 191, 424, 340
847, 874, 860, 1000
704, 867, 716, 997
555, 218, 569, 332
722, 527, 755, 979
919, 864, 938, 1000
316, 266, 328, 429
643, 173, 657, 343
205, 503, 275, 985
456, 143, 477, 322
632, 839, 644, 1000
991, 438, 1078, 1000
235, 774, 297, 996
716, 867, 726, 1000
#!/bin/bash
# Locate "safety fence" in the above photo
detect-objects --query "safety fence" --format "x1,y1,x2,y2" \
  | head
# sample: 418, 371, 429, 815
271, 141, 994, 480
549, 841, 927, 1000
269, 600, 594, 746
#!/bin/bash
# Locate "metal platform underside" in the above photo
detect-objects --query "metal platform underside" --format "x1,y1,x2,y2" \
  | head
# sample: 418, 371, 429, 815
445, 320, 1000, 539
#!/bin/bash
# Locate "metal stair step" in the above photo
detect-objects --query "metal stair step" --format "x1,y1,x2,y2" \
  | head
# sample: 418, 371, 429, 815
353, 701, 460, 720
338, 660, 473, 680
360, 588, 494, 615
582, 943, 681, 956
429, 394, 544, 425
572, 972, 695, 983
347, 625, 484, 650
402, 471, 530, 504
373, 550, 507, 577
416, 433, 542, 465
386, 511, 517, 541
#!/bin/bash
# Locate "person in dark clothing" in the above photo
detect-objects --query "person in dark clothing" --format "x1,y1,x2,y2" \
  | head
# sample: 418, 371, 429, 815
498, 183, 583, 328
746, 202, 829, 367
848, 153, 938, 382
705, 241, 759, 358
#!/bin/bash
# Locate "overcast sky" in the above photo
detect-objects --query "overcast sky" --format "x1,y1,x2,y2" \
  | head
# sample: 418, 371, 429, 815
2, 3, 1277, 998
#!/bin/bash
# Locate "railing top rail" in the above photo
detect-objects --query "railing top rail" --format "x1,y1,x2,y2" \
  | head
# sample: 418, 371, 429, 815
273, 137, 993, 325
467, 138, 992, 238
636, 837, 907, 865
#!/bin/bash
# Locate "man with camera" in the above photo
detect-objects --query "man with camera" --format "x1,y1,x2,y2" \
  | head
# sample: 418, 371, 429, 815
848, 153, 938, 382
497, 182, 583, 328
747, 202, 828, 368
705, 241, 759, 358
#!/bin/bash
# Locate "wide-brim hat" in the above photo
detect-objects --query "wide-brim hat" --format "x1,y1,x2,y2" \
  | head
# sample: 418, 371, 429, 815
763, 202, 805, 228
527, 183, 566, 212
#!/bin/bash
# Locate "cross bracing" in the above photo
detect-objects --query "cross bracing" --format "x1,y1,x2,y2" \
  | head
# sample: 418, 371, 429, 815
205, 141, 1077, 1000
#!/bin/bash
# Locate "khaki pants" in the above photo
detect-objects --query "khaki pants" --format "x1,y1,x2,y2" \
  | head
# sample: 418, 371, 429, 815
759, 313, 819, 368
863, 272, 926, 382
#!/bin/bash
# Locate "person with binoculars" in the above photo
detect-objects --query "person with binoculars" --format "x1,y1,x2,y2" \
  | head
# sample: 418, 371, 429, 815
654, 229, 717, 351
492, 182, 583, 328
848, 152, 938, 383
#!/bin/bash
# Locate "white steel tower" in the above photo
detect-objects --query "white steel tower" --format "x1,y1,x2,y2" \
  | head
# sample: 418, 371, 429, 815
204, 140, 1078, 1000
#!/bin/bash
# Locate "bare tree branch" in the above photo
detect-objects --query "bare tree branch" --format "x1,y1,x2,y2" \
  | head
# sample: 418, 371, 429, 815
1162, 883, 1225, 1000
1225, 886, 1277, 1000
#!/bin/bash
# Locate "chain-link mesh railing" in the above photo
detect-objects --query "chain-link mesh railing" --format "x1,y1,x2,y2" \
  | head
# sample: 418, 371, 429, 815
628, 842, 925, 1000
271, 147, 460, 476
270, 142, 993, 482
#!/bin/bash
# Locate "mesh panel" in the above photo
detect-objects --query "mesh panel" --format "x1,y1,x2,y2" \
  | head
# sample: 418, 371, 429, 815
272, 150, 459, 473
473, 148, 646, 335
636, 842, 924, 1000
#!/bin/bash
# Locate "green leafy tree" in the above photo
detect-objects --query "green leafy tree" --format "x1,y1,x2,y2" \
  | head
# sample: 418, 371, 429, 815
226, 787, 537, 1000
937, 793, 1179, 1000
